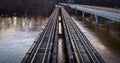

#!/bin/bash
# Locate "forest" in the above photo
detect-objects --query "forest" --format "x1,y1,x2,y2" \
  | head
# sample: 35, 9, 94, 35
0, 0, 119, 16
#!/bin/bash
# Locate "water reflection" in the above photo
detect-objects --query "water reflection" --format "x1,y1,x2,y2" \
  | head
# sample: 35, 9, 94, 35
0, 16, 48, 63
73, 16, 120, 63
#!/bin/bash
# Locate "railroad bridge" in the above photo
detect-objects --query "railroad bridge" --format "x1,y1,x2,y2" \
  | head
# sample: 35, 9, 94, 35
21, 4, 120, 63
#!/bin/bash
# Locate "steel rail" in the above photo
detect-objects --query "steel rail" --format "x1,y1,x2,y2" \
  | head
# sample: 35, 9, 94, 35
31, 8, 59, 63
61, 8, 84, 63
61, 7, 105, 63
61, 9, 76, 63
21, 7, 59, 63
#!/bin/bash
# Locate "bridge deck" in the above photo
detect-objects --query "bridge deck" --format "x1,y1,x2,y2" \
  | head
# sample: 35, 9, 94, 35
21, 7, 59, 63
60, 3, 120, 22
61, 6, 105, 63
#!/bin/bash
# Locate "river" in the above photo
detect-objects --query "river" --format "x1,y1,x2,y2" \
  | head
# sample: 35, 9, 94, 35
73, 16, 120, 63
0, 16, 48, 63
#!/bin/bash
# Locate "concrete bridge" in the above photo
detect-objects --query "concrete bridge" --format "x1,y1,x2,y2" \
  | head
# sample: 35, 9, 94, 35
60, 3, 120, 27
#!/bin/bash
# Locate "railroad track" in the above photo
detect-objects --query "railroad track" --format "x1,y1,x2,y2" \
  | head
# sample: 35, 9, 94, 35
21, 6, 59, 63
21, 6, 105, 63
61, 7, 105, 63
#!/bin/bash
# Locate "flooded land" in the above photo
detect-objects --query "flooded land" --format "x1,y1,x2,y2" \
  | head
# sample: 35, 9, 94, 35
0, 15, 120, 63
0, 16, 48, 63
73, 16, 120, 63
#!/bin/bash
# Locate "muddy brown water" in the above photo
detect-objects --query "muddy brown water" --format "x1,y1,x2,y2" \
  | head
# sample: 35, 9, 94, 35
0, 15, 120, 63
73, 16, 120, 63
0, 16, 48, 63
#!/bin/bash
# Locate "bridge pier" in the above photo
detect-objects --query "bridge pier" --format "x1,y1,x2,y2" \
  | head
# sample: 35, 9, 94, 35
105, 19, 111, 30
75, 8, 78, 15
95, 15, 99, 27
82, 11, 85, 23
89, 14, 94, 23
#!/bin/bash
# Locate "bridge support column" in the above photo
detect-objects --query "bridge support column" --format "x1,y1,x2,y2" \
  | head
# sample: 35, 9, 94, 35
82, 12, 85, 23
95, 15, 99, 26
75, 8, 77, 15
88, 14, 93, 23
106, 19, 111, 30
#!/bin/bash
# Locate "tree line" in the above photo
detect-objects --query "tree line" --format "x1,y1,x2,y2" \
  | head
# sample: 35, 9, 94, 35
0, 0, 57, 17
0, 0, 119, 17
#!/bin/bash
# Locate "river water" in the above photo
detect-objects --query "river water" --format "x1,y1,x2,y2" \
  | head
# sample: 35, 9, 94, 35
73, 16, 120, 63
0, 16, 48, 63
0, 15, 120, 63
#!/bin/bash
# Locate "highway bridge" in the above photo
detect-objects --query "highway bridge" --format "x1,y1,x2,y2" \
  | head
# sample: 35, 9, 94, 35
21, 5, 105, 63
60, 3, 120, 26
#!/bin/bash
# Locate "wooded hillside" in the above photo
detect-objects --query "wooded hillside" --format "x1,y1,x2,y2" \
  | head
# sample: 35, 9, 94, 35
0, 0, 119, 16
